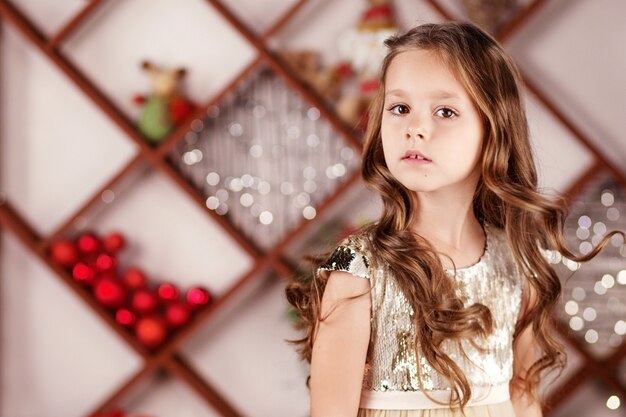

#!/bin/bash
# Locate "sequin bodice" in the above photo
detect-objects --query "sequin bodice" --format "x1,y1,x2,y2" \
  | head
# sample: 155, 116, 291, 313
316, 223, 524, 393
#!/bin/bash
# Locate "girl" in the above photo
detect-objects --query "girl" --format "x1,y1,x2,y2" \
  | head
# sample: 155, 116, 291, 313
286, 22, 622, 417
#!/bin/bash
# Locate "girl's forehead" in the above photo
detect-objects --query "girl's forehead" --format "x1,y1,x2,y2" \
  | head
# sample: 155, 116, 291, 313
387, 49, 455, 79
384, 50, 469, 97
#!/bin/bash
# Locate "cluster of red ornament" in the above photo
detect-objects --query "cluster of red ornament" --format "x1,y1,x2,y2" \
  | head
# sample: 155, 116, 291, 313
50, 231, 213, 349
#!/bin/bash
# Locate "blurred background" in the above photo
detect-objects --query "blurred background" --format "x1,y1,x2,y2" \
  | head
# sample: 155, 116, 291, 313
0, 0, 625, 416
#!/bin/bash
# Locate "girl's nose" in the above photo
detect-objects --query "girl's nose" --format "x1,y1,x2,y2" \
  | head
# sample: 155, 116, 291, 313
405, 126, 426, 140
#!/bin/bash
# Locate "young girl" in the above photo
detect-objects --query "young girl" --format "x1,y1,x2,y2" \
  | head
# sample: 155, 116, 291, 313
286, 22, 622, 417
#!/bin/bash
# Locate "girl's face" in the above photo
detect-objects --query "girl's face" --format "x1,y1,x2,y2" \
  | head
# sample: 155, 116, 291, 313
381, 49, 484, 196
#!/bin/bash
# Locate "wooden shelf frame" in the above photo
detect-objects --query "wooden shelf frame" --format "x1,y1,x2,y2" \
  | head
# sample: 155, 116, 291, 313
0, 1, 322, 415
0, 0, 623, 415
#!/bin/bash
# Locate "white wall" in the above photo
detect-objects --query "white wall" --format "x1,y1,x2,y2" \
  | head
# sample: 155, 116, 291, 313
1, 1, 625, 416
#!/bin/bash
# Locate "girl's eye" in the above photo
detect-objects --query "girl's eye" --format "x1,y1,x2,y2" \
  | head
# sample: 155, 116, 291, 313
388, 104, 409, 115
436, 107, 458, 119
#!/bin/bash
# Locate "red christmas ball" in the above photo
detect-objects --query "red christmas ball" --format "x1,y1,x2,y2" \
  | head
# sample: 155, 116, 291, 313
186, 287, 211, 309
50, 239, 79, 267
135, 316, 168, 348
157, 283, 180, 302
98, 270, 116, 281
115, 308, 136, 326
123, 267, 147, 290
103, 232, 126, 253
77, 233, 100, 255
95, 253, 116, 272
72, 262, 96, 283
131, 289, 159, 314
165, 302, 192, 328
94, 278, 126, 309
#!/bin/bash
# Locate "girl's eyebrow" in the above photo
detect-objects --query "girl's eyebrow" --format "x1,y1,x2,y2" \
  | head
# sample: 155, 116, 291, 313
384, 89, 461, 99
430, 90, 461, 99
384, 89, 406, 98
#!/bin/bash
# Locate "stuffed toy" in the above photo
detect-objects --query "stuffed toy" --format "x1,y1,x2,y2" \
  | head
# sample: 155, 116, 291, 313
278, 50, 345, 103
132, 61, 196, 143
335, 0, 397, 129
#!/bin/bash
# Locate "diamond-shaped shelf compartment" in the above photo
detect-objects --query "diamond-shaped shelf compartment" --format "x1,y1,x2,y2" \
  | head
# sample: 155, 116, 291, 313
0, 232, 142, 417
0, 23, 138, 236
549, 171, 626, 359
60, 0, 256, 121
506, 0, 626, 172
180, 271, 310, 417
169, 67, 360, 251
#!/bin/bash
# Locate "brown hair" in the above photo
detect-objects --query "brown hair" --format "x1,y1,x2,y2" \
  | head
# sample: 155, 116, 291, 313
285, 21, 623, 411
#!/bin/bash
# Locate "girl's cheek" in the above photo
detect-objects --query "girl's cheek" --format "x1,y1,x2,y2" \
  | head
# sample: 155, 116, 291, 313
380, 128, 395, 145
382, 116, 403, 129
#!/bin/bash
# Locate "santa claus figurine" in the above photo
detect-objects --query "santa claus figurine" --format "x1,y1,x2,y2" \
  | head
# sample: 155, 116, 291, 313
335, 0, 397, 129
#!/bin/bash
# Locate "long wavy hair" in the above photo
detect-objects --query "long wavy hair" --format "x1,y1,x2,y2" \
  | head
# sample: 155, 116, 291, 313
285, 21, 622, 411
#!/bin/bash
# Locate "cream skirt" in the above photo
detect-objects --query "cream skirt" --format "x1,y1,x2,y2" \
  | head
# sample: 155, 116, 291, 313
357, 400, 517, 417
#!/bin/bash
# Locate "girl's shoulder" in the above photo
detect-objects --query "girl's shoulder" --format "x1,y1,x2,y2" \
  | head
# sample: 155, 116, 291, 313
316, 230, 374, 281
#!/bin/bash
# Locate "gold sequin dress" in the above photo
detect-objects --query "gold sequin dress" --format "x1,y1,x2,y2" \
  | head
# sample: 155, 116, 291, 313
316, 222, 522, 416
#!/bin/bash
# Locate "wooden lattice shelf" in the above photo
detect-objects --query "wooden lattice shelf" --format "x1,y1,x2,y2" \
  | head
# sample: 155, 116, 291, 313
0, 0, 624, 416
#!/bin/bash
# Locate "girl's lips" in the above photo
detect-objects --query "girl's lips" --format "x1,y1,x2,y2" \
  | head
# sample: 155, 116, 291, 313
402, 155, 432, 164
402, 157, 432, 165
402, 150, 431, 161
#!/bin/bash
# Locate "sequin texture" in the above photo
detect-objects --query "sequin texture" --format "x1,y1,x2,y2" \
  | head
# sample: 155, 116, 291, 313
315, 223, 524, 393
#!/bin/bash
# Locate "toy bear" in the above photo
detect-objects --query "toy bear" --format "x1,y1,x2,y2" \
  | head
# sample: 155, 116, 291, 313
278, 50, 345, 103
132, 61, 196, 143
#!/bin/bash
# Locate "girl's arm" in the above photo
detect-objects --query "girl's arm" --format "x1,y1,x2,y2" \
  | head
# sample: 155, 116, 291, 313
310, 270, 371, 417
510, 281, 544, 417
